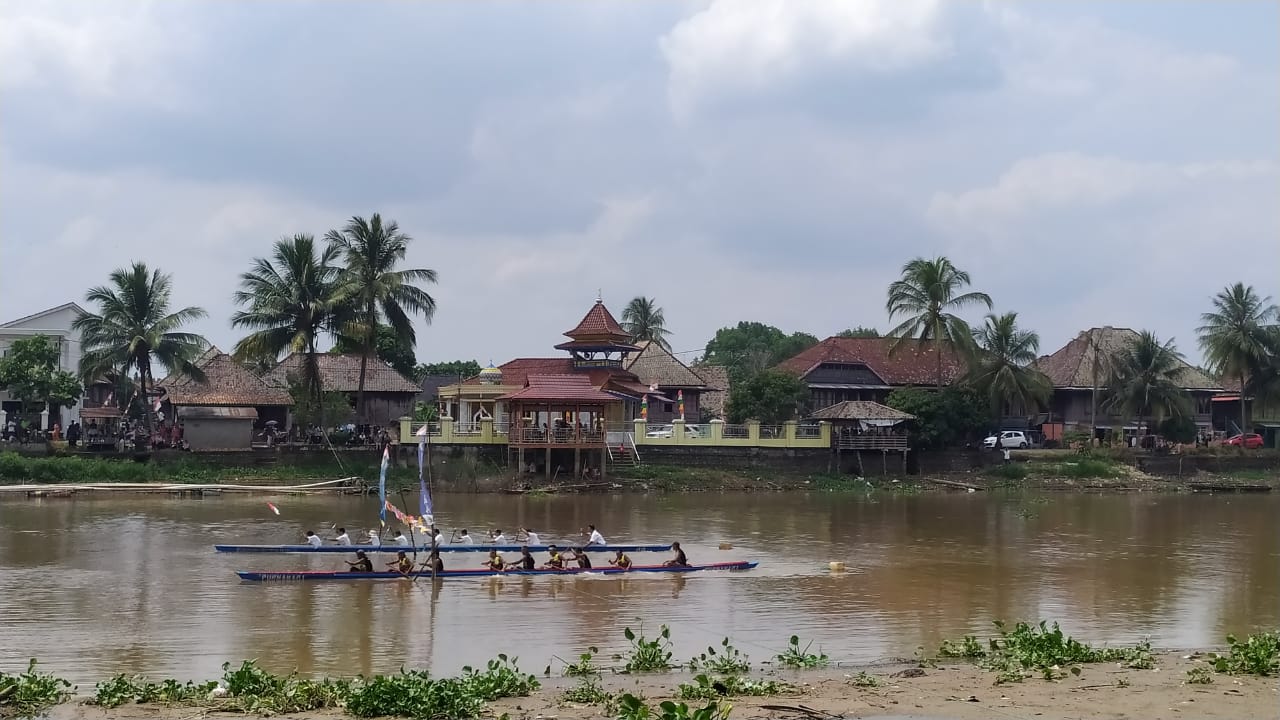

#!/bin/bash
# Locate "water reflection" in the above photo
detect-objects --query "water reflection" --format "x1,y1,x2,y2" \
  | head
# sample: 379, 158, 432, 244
0, 491, 1276, 685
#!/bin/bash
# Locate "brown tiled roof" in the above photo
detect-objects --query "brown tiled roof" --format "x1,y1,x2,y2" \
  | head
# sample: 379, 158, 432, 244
776, 337, 964, 386
268, 353, 420, 394
563, 300, 632, 343
498, 375, 618, 403
463, 358, 642, 390
625, 341, 709, 389
159, 347, 292, 406
1034, 327, 1222, 390
808, 400, 915, 421
692, 364, 729, 419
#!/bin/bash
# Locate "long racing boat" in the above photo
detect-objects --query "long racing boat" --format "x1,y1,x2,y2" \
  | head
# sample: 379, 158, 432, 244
215, 543, 672, 554
237, 560, 757, 581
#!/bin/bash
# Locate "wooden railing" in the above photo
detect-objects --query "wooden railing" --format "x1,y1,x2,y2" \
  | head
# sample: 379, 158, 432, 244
835, 436, 909, 450
508, 426, 606, 445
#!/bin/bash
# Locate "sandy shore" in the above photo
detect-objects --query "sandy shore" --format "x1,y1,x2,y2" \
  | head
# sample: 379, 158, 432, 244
42, 652, 1278, 720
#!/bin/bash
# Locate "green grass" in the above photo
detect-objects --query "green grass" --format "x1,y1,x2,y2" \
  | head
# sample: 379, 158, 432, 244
0, 451, 413, 486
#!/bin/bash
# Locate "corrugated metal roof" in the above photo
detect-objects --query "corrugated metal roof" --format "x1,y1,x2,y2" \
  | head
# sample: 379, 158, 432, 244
177, 406, 258, 419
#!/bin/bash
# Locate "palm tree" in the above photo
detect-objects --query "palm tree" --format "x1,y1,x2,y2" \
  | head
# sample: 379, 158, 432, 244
74, 263, 209, 434
886, 256, 993, 387
325, 214, 438, 421
1197, 283, 1279, 436
1104, 331, 1191, 435
231, 234, 344, 408
967, 312, 1051, 415
621, 296, 672, 351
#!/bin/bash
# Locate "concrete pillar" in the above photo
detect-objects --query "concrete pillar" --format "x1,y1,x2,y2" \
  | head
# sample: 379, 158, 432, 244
747, 420, 761, 444
673, 419, 686, 445
783, 420, 798, 446
600, 447, 607, 480
399, 416, 412, 444
480, 417, 494, 443
40, 407, 49, 431
574, 447, 581, 478
545, 446, 552, 479
709, 418, 724, 441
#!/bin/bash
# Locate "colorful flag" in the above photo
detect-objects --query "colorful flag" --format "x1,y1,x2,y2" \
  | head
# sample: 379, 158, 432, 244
378, 446, 389, 526
418, 434, 433, 522
266, 502, 280, 516
678, 390, 685, 421
640, 395, 648, 420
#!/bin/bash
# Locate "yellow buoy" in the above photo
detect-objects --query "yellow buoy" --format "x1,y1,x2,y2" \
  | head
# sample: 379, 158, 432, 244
828, 561, 846, 572
718, 542, 733, 550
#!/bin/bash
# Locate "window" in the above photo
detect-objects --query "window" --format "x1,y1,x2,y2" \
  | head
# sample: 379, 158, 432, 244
663, 402, 673, 413
1195, 394, 1212, 414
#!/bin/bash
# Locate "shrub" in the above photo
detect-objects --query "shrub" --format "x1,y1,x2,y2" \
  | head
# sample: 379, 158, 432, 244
774, 636, 828, 669
0, 659, 72, 716
1208, 632, 1280, 676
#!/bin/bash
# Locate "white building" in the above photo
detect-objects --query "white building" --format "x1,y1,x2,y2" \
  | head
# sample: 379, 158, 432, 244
0, 302, 86, 429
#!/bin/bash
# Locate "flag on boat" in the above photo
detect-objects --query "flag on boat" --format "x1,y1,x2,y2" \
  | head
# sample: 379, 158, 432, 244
378, 446, 389, 526
417, 430, 433, 523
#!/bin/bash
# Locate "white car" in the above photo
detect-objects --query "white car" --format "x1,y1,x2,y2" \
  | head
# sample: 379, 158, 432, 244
645, 424, 703, 439
984, 430, 1028, 449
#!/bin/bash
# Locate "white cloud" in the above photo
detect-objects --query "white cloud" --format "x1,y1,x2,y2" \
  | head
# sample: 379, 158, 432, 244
660, 0, 951, 116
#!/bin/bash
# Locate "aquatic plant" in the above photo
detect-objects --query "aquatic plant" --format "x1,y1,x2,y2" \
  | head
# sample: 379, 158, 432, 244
849, 672, 881, 688
677, 674, 792, 700
220, 660, 351, 714
617, 625, 675, 673
561, 675, 614, 709
1185, 666, 1214, 684
0, 659, 72, 717
90, 675, 217, 708
556, 646, 602, 677
458, 654, 540, 700
1208, 632, 1280, 676
618, 692, 731, 720
937, 635, 986, 658
774, 636, 829, 669
688, 638, 751, 674
935, 621, 1155, 683
345, 670, 482, 719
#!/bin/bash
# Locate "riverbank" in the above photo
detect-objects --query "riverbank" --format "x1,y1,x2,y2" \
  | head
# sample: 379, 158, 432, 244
1, 450, 1276, 495
33, 652, 1280, 720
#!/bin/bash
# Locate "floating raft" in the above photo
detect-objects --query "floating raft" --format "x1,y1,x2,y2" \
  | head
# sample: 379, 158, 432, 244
237, 561, 756, 582
215, 543, 672, 554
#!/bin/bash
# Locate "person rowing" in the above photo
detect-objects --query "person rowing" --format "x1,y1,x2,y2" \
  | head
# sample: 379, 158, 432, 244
392, 530, 411, 546
584, 524, 606, 546
519, 528, 541, 546
431, 527, 443, 548
542, 544, 566, 570
489, 529, 507, 544
346, 550, 373, 572
421, 550, 444, 574
367, 530, 381, 547
304, 531, 323, 548
387, 551, 414, 575
332, 528, 352, 546
662, 542, 689, 568
484, 549, 506, 571
452, 529, 476, 545
609, 549, 632, 569
568, 547, 592, 569
506, 546, 535, 571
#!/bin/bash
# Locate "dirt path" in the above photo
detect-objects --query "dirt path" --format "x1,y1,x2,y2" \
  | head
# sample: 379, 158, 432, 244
43, 653, 1278, 720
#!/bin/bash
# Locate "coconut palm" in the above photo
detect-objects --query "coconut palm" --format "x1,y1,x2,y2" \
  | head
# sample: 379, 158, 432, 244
1196, 283, 1279, 436
1104, 331, 1191, 434
966, 312, 1051, 415
74, 263, 209, 434
325, 214, 438, 421
886, 256, 992, 387
621, 296, 672, 351
231, 234, 344, 408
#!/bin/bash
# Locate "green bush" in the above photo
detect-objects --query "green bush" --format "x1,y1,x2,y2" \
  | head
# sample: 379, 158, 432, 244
986, 463, 1028, 480
0, 659, 72, 716
1208, 632, 1280, 676
935, 621, 1154, 683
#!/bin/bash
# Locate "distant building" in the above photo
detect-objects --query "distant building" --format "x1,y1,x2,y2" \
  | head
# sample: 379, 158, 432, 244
623, 341, 711, 423
1034, 326, 1223, 437
691, 364, 730, 420
157, 347, 292, 450
267, 353, 421, 426
0, 302, 86, 429
775, 336, 964, 411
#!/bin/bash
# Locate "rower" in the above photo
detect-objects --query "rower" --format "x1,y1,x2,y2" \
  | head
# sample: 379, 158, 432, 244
422, 550, 444, 574
347, 551, 373, 572
393, 530, 411, 546
569, 547, 592, 569
305, 531, 323, 548
506, 546, 535, 571
521, 528, 542, 546
490, 528, 507, 545
662, 542, 689, 568
543, 544, 565, 570
367, 530, 381, 546
431, 527, 443, 548
453, 529, 476, 545
609, 549, 632, 569
333, 528, 352, 546
387, 551, 414, 575
484, 549, 505, 571
585, 524, 606, 547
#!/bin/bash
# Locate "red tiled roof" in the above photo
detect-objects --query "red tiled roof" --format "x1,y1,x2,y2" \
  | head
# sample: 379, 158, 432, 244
463, 358, 643, 390
498, 375, 619, 403
563, 300, 632, 343
775, 337, 964, 386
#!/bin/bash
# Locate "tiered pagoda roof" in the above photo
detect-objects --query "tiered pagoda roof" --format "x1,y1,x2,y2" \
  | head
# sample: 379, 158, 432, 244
554, 299, 641, 353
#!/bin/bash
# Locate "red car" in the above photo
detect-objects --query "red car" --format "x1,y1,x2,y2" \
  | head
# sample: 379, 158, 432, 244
1224, 433, 1265, 449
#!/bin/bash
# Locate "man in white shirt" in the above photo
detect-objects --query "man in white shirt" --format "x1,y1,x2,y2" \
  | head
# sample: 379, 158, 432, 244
305, 531, 323, 547
333, 528, 352, 546
393, 531, 411, 546
522, 528, 541, 546
455, 529, 475, 545
368, 530, 381, 547
490, 528, 507, 545
431, 528, 443, 547
586, 524, 606, 546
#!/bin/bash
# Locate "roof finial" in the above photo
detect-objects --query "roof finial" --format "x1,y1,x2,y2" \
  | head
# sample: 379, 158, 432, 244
596, 288, 602, 303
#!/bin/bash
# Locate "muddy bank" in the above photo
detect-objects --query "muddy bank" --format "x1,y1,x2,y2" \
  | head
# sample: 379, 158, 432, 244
42, 652, 1278, 720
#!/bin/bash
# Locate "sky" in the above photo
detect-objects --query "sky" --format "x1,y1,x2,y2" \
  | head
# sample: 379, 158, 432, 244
1, 0, 1277, 368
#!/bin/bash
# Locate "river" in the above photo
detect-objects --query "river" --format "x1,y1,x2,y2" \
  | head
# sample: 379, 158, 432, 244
1, 491, 1276, 686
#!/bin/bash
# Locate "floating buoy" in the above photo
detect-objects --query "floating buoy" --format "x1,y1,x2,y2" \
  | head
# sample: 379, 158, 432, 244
828, 561, 846, 572
718, 542, 733, 550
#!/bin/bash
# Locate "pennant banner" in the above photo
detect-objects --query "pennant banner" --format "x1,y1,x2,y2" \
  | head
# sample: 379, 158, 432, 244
418, 437, 433, 522
378, 446, 389, 526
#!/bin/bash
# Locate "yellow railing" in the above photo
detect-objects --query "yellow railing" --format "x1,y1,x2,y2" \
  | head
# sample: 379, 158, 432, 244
399, 417, 831, 449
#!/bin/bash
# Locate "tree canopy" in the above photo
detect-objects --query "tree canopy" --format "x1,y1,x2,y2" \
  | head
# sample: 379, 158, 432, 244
621, 296, 672, 351
725, 369, 809, 425
966, 312, 1051, 415
702, 322, 819, 386
0, 335, 83, 417
886, 256, 991, 387
333, 325, 417, 379
1104, 330, 1191, 428
886, 385, 992, 450
837, 327, 880, 338
1197, 283, 1278, 435
415, 360, 482, 381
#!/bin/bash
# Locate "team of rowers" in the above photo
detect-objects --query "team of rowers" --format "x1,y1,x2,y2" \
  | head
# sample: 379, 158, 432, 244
342, 541, 689, 575
304, 524, 608, 549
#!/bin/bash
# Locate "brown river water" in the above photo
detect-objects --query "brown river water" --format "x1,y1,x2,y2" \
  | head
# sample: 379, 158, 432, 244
1, 491, 1277, 686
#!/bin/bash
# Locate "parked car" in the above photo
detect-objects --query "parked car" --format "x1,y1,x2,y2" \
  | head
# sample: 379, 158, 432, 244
1224, 433, 1265, 449
644, 424, 703, 439
983, 430, 1029, 449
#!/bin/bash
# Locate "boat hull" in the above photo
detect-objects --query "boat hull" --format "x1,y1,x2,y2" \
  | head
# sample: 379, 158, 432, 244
236, 561, 757, 581
215, 543, 672, 554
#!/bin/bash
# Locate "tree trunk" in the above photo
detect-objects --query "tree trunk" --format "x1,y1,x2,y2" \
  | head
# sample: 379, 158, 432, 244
936, 343, 944, 389
140, 358, 155, 436
356, 305, 373, 422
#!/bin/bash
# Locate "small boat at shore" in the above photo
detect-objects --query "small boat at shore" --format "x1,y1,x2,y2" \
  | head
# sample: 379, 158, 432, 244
236, 560, 756, 581
215, 543, 672, 554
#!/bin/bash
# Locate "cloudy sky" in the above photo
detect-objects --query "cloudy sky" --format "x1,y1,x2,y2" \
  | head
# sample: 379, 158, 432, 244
2, 0, 1276, 367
